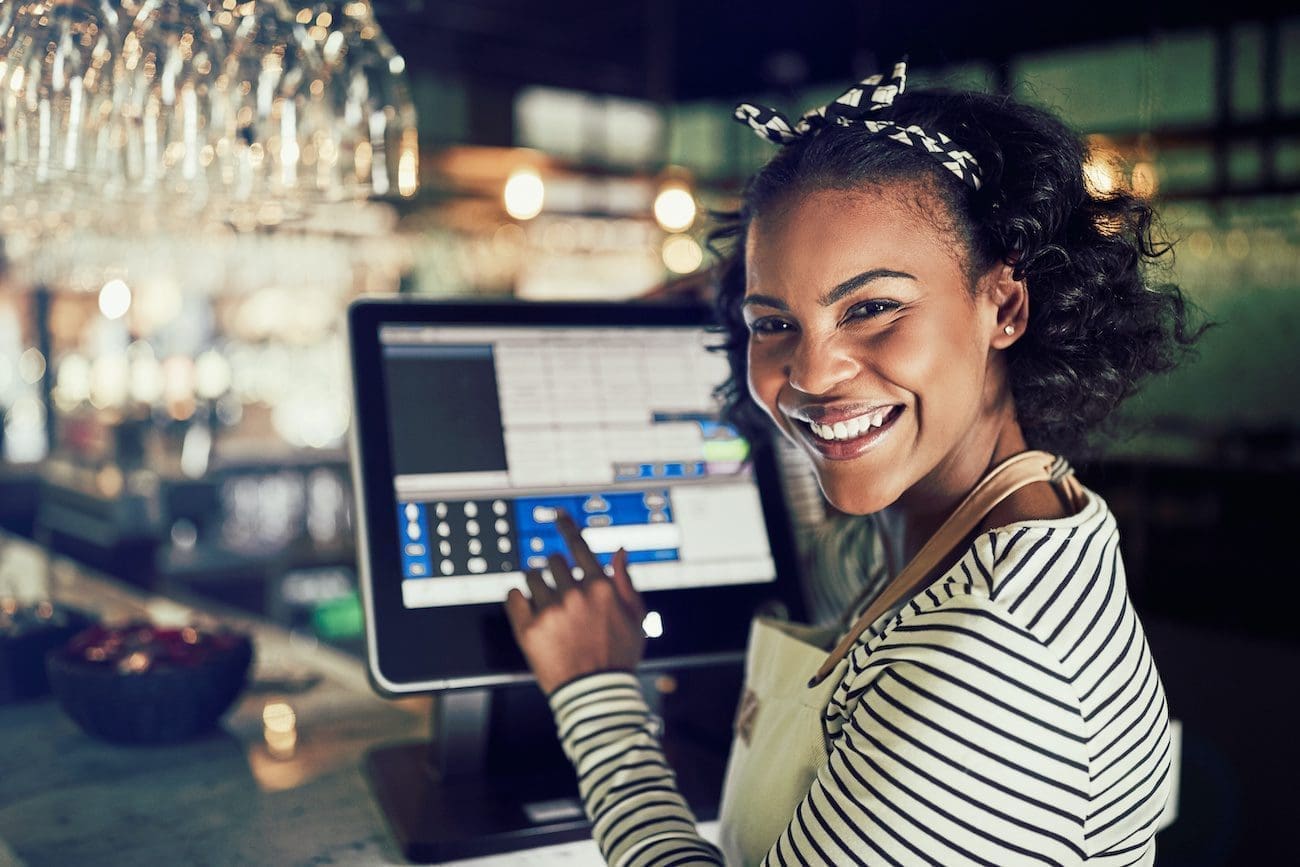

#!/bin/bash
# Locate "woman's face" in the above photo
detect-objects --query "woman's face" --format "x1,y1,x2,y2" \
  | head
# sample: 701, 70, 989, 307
743, 183, 1016, 515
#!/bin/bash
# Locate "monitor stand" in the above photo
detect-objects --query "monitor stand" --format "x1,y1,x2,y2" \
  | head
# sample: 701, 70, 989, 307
364, 678, 729, 863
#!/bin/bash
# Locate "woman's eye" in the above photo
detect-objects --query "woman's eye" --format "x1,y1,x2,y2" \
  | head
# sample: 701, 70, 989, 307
845, 300, 899, 321
748, 317, 794, 335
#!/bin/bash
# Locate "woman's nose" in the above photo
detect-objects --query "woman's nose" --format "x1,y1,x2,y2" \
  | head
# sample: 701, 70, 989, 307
784, 334, 857, 396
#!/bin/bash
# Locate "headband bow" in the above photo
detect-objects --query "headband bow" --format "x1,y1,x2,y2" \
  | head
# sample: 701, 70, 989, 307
733, 59, 984, 191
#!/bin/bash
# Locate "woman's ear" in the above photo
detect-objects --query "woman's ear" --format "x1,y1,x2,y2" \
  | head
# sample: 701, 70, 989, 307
983, 260, 1028, 349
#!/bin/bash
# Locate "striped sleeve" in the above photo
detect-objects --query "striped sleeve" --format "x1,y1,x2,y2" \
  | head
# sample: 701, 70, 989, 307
549, 671, 724, 867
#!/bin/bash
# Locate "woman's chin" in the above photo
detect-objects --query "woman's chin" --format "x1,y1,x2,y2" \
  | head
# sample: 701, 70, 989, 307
818, 479, 900, 516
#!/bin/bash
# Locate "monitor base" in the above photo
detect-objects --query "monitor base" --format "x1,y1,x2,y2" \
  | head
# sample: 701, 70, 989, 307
365, 731, 727, 863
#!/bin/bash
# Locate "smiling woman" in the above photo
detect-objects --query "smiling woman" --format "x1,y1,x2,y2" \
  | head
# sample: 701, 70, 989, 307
507, 62, 1205, 866
742, 186, 1029, 518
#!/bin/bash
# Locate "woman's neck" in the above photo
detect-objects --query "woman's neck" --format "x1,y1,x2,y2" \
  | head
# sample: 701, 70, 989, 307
886, 411, 1030, 564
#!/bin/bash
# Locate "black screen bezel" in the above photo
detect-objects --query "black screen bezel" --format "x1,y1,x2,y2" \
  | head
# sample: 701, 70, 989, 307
348, 296, 805, 695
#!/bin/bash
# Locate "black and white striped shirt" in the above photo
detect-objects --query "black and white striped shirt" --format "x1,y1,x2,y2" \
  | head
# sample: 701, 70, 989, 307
549, 485, 1172, 865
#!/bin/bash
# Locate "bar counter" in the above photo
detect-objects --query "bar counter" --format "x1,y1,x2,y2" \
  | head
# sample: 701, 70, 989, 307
0, 532, 621, 866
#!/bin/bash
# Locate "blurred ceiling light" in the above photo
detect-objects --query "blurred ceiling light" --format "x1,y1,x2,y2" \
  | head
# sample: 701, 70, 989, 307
99, 279, 133, 320
195, 349, 233, 400
1130, 162, 1158, 199
163, 355, 196, 404
55, 354, 92, 410
662, 235, 704, 274
18, 348, 46, 384
130, 354, 165, 404
133, 280, 183, 334
504, 167, 545, 220
90, 353, 130, 409
653, 182, 696, 233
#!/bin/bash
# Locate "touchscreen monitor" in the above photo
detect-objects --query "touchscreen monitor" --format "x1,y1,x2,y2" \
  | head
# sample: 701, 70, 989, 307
348, 299, 801, 694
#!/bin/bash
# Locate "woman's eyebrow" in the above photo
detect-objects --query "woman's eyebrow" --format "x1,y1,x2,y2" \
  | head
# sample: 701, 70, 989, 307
818, 268, 916, 306
741, 294, 788, 311
742, 268, 916, 312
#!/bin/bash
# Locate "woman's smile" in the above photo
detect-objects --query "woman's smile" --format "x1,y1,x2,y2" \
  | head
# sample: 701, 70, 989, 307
785, 402, 906, 460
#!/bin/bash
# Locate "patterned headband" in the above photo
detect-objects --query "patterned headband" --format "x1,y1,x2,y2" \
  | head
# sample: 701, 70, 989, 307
733, 59, 983, 191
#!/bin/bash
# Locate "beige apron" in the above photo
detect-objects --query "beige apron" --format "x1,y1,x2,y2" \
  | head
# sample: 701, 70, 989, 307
715, 451, 1084, 866
716, 617, 845, 864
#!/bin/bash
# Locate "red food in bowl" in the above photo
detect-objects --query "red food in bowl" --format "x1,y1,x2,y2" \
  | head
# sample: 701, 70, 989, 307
47, 621, 254, 744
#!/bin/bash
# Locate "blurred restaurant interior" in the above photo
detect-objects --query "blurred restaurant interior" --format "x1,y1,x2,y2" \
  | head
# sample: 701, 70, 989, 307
1, 0, 1297, 864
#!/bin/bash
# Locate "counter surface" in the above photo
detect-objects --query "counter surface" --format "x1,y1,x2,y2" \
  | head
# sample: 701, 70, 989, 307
0, 534, 631, 866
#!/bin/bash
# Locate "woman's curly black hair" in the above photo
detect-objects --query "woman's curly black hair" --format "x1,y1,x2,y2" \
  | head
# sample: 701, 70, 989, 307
710, 88, 1207, 460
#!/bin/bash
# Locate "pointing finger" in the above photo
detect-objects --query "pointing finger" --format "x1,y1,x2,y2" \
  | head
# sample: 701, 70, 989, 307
523, 567, 556, 610
504, 587, 533, 637
549, 552, 578, 593
608, 547, 645, 617
555, 510, 605, 584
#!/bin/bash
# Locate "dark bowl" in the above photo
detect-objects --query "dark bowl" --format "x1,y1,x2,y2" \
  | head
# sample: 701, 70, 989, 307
46, 624, 254, 745
0, 603, 97, 703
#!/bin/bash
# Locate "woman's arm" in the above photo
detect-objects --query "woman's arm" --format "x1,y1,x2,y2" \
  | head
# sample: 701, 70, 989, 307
509, 515, 1105, 865
547, 592, 1096, 867
550, 672, 724, 866
505, 511, 723, 865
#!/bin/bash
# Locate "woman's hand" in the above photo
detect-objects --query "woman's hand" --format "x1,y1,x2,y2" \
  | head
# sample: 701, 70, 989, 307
504, 511, 647, 695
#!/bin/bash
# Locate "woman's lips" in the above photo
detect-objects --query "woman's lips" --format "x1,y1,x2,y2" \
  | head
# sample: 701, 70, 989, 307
794, 405, 904, 461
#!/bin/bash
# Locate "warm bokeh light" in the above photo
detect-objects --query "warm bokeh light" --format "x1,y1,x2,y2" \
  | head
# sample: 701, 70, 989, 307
18, 348, 46, 384
99, 279, 133, 320
504, 168, 545, 220
134, 280, 183, 335
1083, 158, 1117, 196
54, 354, 91, 410
130, 355, 165, 405
662, 235, 704, 274
653, 183, 697, 233
96, 465, 125, 498
1224, 228, 1250, 259
1187, 230, 1214, 258
89, 353, 130, 409
262, 701, 299, 760
2, 395, 47, 463
163, 356, 197, 420
398, 129, 419, 197
1131, 161, 1159, 198
195, 350, 233, 400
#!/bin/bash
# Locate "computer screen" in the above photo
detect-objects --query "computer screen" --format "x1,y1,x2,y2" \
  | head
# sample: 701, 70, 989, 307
382, 322, 776, 607
348, 299, 801, 694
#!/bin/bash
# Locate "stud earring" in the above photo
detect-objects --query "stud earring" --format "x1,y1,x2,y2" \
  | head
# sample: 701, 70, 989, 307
1003, 325, 1015, 336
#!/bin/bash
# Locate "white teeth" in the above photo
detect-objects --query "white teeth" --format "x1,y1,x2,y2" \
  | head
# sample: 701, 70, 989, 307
807, 407, 897, 442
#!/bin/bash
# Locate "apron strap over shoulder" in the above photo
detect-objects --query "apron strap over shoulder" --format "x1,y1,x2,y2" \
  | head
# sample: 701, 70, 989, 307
807, 450, 1072, 688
